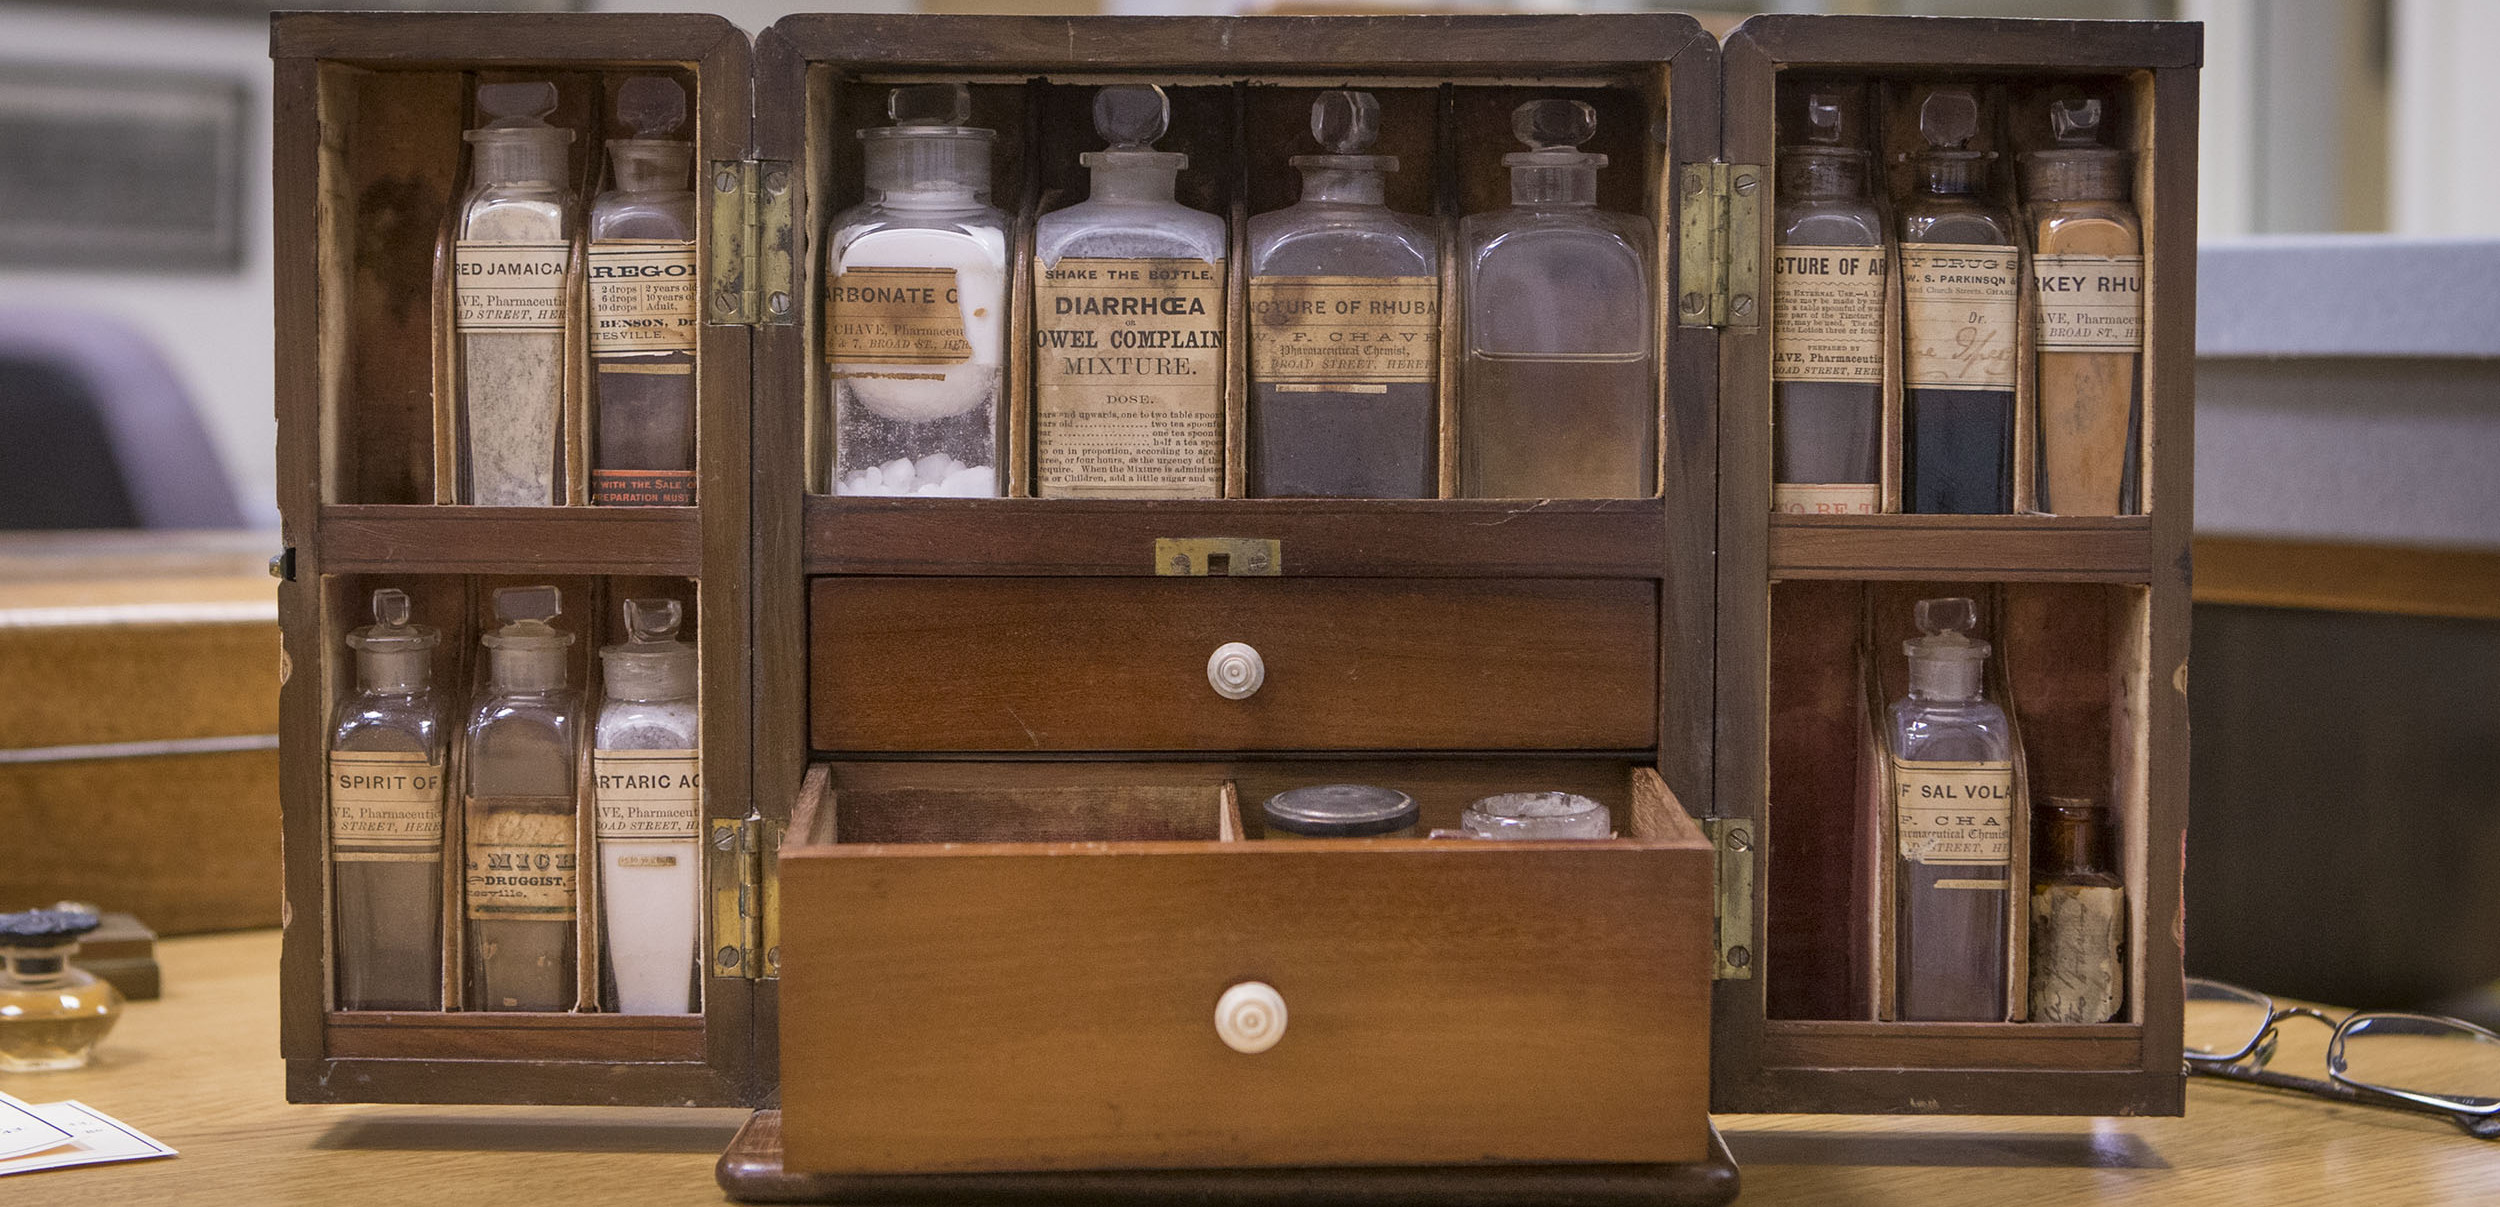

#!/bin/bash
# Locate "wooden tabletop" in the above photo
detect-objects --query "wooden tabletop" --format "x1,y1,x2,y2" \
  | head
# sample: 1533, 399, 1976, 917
14, 930, 2496, 1205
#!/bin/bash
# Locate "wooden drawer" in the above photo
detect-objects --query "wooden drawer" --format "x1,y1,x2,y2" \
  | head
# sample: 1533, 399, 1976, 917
809, 577, 1659, 752
777, 763, 1713, 1174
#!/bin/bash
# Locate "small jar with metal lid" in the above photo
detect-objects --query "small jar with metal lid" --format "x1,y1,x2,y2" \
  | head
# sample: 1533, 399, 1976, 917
1261, 784, 1419, 838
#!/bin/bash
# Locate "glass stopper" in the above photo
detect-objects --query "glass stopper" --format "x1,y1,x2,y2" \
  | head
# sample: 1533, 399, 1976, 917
1915, 596, 1979, 638
370, 587, 413, 630
1513, 98, 1597, 151
623, 597, 684, 644
493, 584, 564, 625
477, 81, 559, 128
2050, 96, 2105, 146
1804, 91, 1846, 145
1311, 90, 1380, 154
1919, 87, 1979, 150
1094, 84, 1169, 150
889, 82, 973, 127
617, 76, 687, 140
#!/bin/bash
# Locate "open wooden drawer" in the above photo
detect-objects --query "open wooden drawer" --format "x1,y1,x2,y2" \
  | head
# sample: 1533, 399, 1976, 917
776, 760, 1713, 1175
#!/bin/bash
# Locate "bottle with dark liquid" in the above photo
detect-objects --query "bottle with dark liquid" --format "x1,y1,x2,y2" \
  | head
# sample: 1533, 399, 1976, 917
1247, 91, 1438, 498
1770, 85, 1885, 515
464, 584, 582, 1012
1888, 596, 2014, 1021
588, 77, 699, 506
1898, 88, 2019, 515
329, 588, 447, 1010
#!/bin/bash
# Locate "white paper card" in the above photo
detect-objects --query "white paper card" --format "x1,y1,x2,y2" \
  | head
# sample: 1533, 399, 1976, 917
0, 1096, 175, 1176
0, 1095, 73, 1160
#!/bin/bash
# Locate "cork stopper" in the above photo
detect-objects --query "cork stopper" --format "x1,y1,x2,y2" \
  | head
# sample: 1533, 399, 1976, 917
608, 76, 691, 194
483, 584, 574, 693
465, 81, 574, 186
347, 587, 438, 694
599, 597, 697, 703
1904, 596, 1990, 702
1503, 99, 1605, 205
860, 83, 995, 206
2020, 96, 2132, 202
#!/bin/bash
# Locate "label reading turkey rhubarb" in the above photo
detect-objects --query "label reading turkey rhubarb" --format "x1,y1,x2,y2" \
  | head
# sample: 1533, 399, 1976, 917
2032, 254, 2143, 352
1772, 245, 1886, 384
1248, 276, 1437, 385
827, 266, 971, 365
1892, 758, 2014, 867
593, 749, 701, 840
455, 241, 570, 331
329, 751, 444, 863
1902, 244, 2020, 390
464, 801, 577, 920
1034, 257, 1225, 497
588, 240, 699, 353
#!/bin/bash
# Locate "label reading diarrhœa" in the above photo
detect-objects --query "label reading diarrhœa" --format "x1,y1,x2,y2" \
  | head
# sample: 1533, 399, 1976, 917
1893, 757, 2014, 866
455, 242, 571, 332
1248, 276, 1437, 386
1901, 244, 2020, 391
1034, 257, 1226, 498
593, 749, 701, 841
1772, 245, 1886, 385
827, 266, 972, 365
588, 240, 699, 354
329, 750, 444, 862
2032, 254, 2143, 353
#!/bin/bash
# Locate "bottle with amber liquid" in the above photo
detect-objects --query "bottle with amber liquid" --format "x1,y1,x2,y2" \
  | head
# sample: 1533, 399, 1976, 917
588, 77, 699, 506
2030, 795, 2125, 1023
1898, 88, 2019, 515
1770, 85, 1886, 515
2021, 97, 2142, 516
464, 585, 582, 1012
329, 587, 447, 1011
0, 909, 122, 1072
1888, 596, 2015, 1021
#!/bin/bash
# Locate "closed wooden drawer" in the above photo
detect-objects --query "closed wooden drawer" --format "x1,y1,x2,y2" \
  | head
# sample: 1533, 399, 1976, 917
809, 577, 1658, 752
776, 764, 1713, 1174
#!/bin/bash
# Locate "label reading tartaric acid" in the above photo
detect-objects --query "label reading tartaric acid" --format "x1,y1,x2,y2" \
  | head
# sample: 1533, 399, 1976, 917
827, 265, 972, 365
455, 241, 571, 332
1901, 244, 2021, 391
1774, 483, 1881, 515
588, 240, 699, 353
1248, 276, 1438, 386
593, 749, 701, 841
1034, 257, 1226, 498
1893, 757, 2014, 868
329, 750, 445, 863
2032, 254, 2143, 352
464, 800, 578, 921
1772, 245, 1886, 385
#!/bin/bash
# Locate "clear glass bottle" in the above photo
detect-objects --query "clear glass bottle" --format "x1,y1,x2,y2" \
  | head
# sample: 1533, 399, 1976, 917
1887, 596, 2015, 1022
588, 77, 699, 507
1770, 86, 1886, 515
329, 588, 447, 1011
0, 909, 122, 1072
1032, 85, 1227, 499
456, 81, 577, 508
1246, 91, 1439, 498
2030, 794, 2125, 1023
464, 584, 582, 1012
1898, 87, 2019, 515
2021, 97, 2143, 517
828, 84, 1006, 498
594, 597, 701, 1015
1458, 99, 1655, 500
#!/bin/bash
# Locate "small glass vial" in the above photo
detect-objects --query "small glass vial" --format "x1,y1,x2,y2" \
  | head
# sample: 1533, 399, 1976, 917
1262, 784, 1419, 838
1246, 91, 1439, 498
1033, 85, 1227, 499
1459, 99, 1654, 500
594, 597, 702, 1015
329, 588, 448, 1011
1888, 596, 2015, 1022
1898, 87, 2019, 515
457, 82, 577, 507
1771, 86, 1886, 515
828, 84, 1006, 498
0, 909, 122, 1072
2030, 795, 2125, 1023
588, 77, 699, 507
464, 584, 582, 1012
2021, 97, 2143, 517
1460, 791, 1612, 840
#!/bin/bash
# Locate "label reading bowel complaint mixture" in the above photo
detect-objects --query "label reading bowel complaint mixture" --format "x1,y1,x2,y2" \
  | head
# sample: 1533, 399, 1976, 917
455, 241, 571, 332
588, 240, 699, 353
1892, 758, 2014, 867
1034, 257, 1226, 498
2032, 254, 2144, 352
827, 265, 972, 365
1901, 244, 2020, 391
1771, 245, 1886, 385
593, 749, 701, 841
1248, 276, 1438, 386
329, 751, 444, 863
464, 800, 578, 921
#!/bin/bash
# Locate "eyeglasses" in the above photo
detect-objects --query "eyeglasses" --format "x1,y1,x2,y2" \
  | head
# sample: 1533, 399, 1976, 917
2184, 977, 2500, 1139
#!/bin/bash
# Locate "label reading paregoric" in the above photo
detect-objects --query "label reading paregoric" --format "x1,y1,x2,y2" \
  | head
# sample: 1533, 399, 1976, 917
2032, 254, 2143, 353
1034, 257, 1226, 498
1893, 757, 2014, 867
1901, 244, 2021, 391
827, 265, 972, 365
1772, 245, 1886, 385
464, 801, 578, 921
455, 241, 571, 332
588, 240, 699, 353
1774, 483, 1881, 515
593, 749, 701, 841
1248, 276, 1438, 386
329, 750, 445, 863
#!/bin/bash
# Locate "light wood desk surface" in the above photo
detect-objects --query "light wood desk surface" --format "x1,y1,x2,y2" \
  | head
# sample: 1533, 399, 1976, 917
10, 930, 2495, 1205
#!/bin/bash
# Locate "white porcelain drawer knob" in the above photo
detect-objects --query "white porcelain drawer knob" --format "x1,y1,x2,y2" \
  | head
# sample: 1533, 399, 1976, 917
1215, 981, 1287, 1054
1207, 642, 1265, 700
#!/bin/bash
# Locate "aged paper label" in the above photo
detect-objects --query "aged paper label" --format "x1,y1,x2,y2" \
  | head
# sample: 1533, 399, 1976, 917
1901, 244, 2020, 391
1248, 276, 1437, 385
1034, 257, 1225, 498
1893, 757, 2014, 867
455, 241, 570, 332
1771, 245, 1886, 384
329, 751, 444, 863
2032, 254, 2144, 352
588, 240, 699, 353
464, 800, 578, 920
827, 266, 972, 365
593, 749, 701, 840
1774, 483, 1881, 515
591, 468, 694, 507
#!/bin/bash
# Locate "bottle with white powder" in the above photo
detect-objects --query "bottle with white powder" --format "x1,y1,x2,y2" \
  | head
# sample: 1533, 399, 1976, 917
456, 82, 577, 507
593, 597, 701, 1015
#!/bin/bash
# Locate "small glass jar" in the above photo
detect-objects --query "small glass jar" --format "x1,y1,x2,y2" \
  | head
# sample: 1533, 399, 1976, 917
1261, 784, 1418, 838
1461, 791, 1613, 840
0, 908, 123, 1072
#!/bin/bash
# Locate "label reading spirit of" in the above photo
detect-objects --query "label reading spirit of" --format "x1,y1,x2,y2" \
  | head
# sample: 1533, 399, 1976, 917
592, 749, 701, 841
464, 801, 578, 921
455, 242, 571, 332
1901, 244, 2021, 391
587, 240, 700, 354
328, 751, 444, 864
1771, 245, 1886, 385
1893, 757, 2014, 870
827, 266, 972, 365
1034, 257, 1226, 497
1248, 276, 1438, 387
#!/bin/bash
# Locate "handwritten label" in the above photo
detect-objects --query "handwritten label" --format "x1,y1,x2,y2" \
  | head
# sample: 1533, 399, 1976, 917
1893, 757, 2014, 866
1772, 245, 1886, 384
1901, 244, 2020, 391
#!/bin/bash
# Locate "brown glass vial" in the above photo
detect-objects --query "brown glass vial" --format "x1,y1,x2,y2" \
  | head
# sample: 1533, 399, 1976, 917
1771, 85, 1886, 515
1898, 88, 2018, 515
588, 77, 699, 506
2021, 98, 2142, 516
2030, 795, 2125, 1023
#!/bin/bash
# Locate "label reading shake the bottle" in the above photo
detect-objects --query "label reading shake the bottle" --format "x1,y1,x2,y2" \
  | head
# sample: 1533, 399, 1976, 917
1034, 257, 1226, 498
329, 750, 445, 863
1892, 757, 2014, 871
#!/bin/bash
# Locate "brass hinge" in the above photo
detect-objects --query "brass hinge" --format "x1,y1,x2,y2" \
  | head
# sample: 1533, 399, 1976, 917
1675, 161, 1764, 330
708, 815, 783, 980
1705, 816, 1756, 980
706, 159, 795, 328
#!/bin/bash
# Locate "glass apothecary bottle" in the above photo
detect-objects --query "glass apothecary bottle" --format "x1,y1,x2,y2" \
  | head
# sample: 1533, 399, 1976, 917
2021, 97, 2143, 517
329, 588, 448, 1011
0, 908, 122, 1072
1033, 85, 1227, 499
1888, 596, 2015, 1022
456, 82, 577, 508
464, 584, 582, 1012
1246, 91, 1439, 499
1898, 87, 2019, 515
588, 77, 699, 507
828, 83, 1006, 498
1770, 86, 1886, 515
2030, 795, 2125, 1023
594, 597, 702, 1015
1458, 99, 1654, 500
